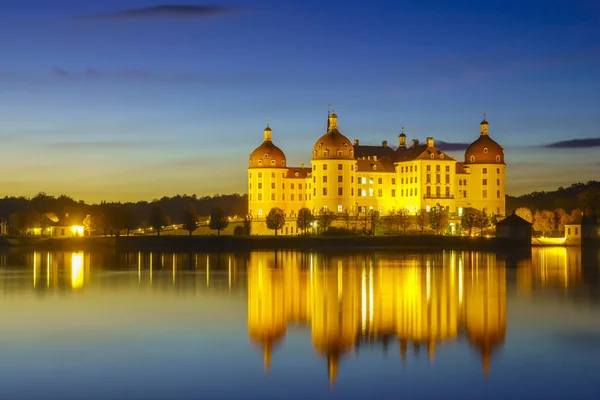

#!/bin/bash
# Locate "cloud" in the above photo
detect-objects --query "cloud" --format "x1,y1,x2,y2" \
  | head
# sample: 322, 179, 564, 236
52, 67, 69, 76
546, 138, 600, 149
435, 141, 469, 151
78, 4, 229, 20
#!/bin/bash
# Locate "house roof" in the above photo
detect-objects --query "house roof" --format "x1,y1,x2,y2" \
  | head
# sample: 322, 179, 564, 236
285, 167, 312, 179
353, 144, 397, 159
495, 211, 532, 226
356, 157, 396, 173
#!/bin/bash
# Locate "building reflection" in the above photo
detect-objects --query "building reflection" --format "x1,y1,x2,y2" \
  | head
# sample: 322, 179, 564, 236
517, 247, 582, 293
247, 251, 507, 383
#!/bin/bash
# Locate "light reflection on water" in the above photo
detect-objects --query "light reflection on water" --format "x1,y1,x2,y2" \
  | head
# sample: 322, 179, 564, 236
0, 247, 599, 399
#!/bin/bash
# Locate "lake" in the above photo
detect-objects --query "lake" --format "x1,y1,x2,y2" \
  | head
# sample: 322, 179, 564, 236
0, 248, 599, 399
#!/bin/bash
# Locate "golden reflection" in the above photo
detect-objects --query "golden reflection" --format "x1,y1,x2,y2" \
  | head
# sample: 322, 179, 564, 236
71, 252, 84, 289
517, 247, 582, 294
247, 251, 508, 383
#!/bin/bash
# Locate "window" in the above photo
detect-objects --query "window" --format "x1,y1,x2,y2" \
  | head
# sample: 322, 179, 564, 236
410, 166, 413, 172
323, 176, 327, 183
436, 165, 440, 172
299, 184, 302, 190
445, 187, 450, 197
496, 155, 501, 162
483, 190, 487, 199
378, 189, 382, 197
338, 187, 343, 195
470, 155, 475, 162
361, 189, 366, 196
401, 189, 404, 196
264, 153, 269, 159
378, 178, 382, 184
369, 178, 374, 184
291, 194, 295, 201
271, 172, 275, 178
258, 193, 262, 201
427, 165, 431, 172
313, 165, 317, 171
338, 176, 343, 183
575, 227, 579, 235
436, 186, 441, 197
299, 194, 303, 201
415, 188, 417, 196
258, 160, 263, 166
313, 177, 316, 183
392, 178, 396, 184
497, 168, 500, 174
483, 168, 488, 174
323, 164, 328, 170
410, 188, 413, 196
482, 179, 487, 185
497, 190, 500, 198
497, 179, 500, 185
249, 173, 252, 178
436, 174, 440, 184
568, 228, 571, 235
458, 180, 462, 186
415, 166, 417, 172
483, 147, 488, 153
430, 153, 434, 159
415, 177, 418, 183
282, 183, 285, 189
497, 207, 500, 215
351, 176, 354, 183
281, 160, 285, 166
323, 150, 329, 157
258, 183, 262, 189
271, 182, 275, 189
426, 186, 431, 196
401, 167, 404, 173
369, 188, 374, 197
271, 193, 275, 201
401, 178, 404, 184
282, 194, 285, 201
446, 165, 450, 172
426, 174, 431, 183
323, 188, 327, 196
337, 150, 342, 157
361, 177, 367, 184
338, 164, 343, 170
445, 174, 450, 184
338, 205, 343, 213
351, 165, 354, 171
258, 172, 262, 178
392, 189, 396, 197
314, 188, 316, 195
351, 188, 354, 196
258, 209, 263, 216
464, 190, 467, 197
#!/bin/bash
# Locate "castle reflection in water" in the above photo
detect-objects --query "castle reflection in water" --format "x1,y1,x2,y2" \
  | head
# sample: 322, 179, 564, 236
0, 247, 591, 383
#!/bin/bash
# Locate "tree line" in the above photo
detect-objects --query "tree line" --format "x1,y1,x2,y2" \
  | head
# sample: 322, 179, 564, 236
0, 192, 247, 236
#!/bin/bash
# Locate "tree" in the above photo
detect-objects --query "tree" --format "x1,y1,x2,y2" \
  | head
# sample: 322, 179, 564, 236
83, 214, 98, 236
112, 206, 137, 236
182, 204, 199, 236
296, 207, 314, 235
397, 210, 412, 235
415, 210, 428, 234
555, 208, 567, 233
148, 206, 169, 236
429, 207, 449, 235
515, 207, 533, 223
578, 187, 600, 217
461, 208, 478, 236
243, 216, 252, 235
209, 207, 228, 235
266, 207, 285, 235
341, 210, 351, 230
541, 210, 556, 234
317, 207, 336, 233
385, 210, 398, 234
533, 210, 554, 236
8, 212, 24, 235
369, 210, 380, 236
476, 210, 490, 236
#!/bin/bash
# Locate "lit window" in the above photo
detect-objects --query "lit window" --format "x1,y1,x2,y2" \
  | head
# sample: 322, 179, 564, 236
483, 147, 488, 153
264, 153, 269, 158
426, 205, 431, 212
369, 188, 374, 197
369, 178, 374, 184
271, 160, 276, 166
361, 177, 367, 184
361, 189, 366, 196
258, 209, 263, 216
470, 155, 475, 162
338, 205, 343, 212
496, 155, 501, 162
458, 207, 463, 216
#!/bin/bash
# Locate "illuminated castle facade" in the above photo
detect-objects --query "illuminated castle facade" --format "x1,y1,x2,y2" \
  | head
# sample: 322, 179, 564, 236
248, 111, 506, 235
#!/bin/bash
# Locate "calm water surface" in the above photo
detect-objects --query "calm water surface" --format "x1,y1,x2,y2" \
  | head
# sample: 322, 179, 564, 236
0, 248, 599, 399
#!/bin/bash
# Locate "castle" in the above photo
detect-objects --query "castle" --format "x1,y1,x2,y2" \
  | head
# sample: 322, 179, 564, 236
248, 111, 505, 235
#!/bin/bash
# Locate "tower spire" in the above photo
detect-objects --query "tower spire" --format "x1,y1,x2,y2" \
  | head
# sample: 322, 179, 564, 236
480, 113, 489, 135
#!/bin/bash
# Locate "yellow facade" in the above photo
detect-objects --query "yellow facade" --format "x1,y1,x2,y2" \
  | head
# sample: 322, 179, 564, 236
248, 112, 506, 235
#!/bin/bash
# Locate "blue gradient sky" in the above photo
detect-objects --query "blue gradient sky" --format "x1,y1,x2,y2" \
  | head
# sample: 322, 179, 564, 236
0, 0, 599, 202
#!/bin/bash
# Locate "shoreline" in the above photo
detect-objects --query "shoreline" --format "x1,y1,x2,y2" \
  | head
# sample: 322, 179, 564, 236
1, 235, 595, 253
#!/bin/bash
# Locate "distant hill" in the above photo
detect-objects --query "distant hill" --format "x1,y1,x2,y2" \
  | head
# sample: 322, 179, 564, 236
507, 181, 600, 212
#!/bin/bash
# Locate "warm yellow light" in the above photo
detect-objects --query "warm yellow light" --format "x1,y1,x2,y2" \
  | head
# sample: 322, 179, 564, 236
71, 252, 84, 289
71, 226, 84, 236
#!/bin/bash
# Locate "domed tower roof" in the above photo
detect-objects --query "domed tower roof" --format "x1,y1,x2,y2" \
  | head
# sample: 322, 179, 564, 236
312, 111, 354, 160
249, 125, 286, 168
465, 115, 504, 165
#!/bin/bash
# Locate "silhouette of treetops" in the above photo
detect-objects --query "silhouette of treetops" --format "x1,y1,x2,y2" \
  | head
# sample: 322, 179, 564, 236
507, 181, 600, 215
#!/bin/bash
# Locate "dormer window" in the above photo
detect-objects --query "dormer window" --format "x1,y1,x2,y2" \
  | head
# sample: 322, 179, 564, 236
249, 160, 252, 166
281, 160, 285, 166
496, 155, 500, 162
483, 147, 488, 153
318, 144, 322, 149
264, 153, 269, 158
343, 143, 348, 149
470, 155, 475, 162
372, 165, 377, 171
295, 172, 299, 177
430, 153, 434, 159
313, 150, 317, 156
324, 150, 329, 157
337, 150, 342, 157
271, 160, 276, 166
440, 154, 444, 159
258, 160, 263, 166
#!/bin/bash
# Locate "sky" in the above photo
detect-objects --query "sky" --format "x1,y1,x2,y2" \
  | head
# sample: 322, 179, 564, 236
0, 0, 599, 203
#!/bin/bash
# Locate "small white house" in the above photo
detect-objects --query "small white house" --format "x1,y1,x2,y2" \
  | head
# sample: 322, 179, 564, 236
564, 223, 581, 244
